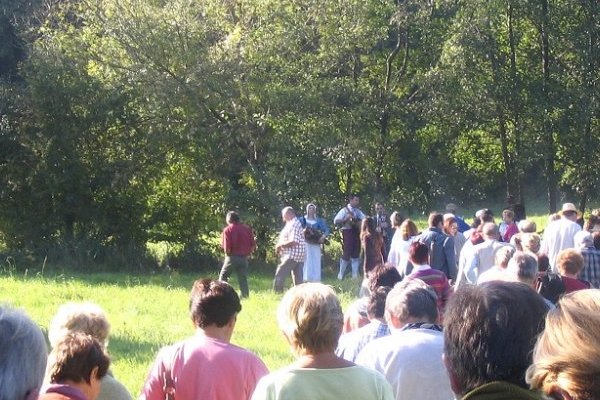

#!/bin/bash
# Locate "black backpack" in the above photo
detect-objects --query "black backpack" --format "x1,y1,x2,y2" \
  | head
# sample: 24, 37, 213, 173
535, 273, 565, 304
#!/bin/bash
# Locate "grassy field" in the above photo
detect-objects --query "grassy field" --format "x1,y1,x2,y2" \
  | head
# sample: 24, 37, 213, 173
0, 268, 359, 397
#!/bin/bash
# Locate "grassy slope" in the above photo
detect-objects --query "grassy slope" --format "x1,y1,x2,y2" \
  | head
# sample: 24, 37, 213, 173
0, 270, 358, 396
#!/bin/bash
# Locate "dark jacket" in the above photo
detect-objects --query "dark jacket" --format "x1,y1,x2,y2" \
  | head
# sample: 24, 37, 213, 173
416, 227, 457, 281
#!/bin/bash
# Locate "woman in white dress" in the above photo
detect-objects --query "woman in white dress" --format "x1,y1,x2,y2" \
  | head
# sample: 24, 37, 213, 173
300, 203, 330, 282
389, 218, 419, 277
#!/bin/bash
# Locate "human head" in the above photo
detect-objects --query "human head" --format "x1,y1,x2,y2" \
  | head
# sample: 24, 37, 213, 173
400, 219, 419, 241
518, 219, 537, 233
443, 216, 458, 237
521, 232, 541, 254
583, 214, 600, 232
0, 306, 47, 400
226, 211, 240, 224
46, 332, 109, 400
495, 245, 515, 269
385, 279, 438, 329
502, 209, 515, 223
367, 286, 392, 320
348, 194, 360, 208
443, 282, 548, 396
561, 203, 579, 221
367, 263, 402, 293
574, 230, 593, 249
428, 212, 444, 229
281, 206, 295, 222
527, 289, 600, 399
390, 211, 403, 228
471, 217, 482, 230
361, 216, 377, 236
506, 251, 539, 286
408, 241, 429, 265
189, 279, 242, 328
374, 202, 385, 215
48, 302, 110, 350
481, 223, 499, 240
537, 254, 550, 273
277, 283, 343, 356
305, 203, 316, 217
594, 232, 600, 250
556, 249, 584, 277
478, 209, 494, 223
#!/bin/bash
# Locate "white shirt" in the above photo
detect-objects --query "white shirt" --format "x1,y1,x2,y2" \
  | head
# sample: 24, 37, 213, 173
541, 218, 582, 271
356, 329, 454, 400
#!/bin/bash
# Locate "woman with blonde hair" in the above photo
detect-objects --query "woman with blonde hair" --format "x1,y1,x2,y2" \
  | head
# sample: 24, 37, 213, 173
527, 289, 600, 399
252, 283, 393, 400
47, 302, 131, 400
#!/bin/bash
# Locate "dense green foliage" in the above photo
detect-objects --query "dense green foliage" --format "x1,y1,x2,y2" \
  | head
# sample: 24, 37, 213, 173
0, 0, 599, 266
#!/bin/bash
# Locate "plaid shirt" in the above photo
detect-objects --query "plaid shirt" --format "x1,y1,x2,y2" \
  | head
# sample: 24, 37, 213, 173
580, 246, 600, 288
336, 320, 390, 362
279, 218, 306, 262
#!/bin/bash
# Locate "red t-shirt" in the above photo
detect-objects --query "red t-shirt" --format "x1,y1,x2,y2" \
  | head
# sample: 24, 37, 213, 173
561, 275, 591, 293
221, 222, 255, 257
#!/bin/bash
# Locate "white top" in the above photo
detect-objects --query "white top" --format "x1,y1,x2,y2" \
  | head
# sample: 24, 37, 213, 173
251, 364, 394, 400
356, 329, 454, 400
541, 218, 582, 271
477, 265, 508, 284
466, 240, 511, 283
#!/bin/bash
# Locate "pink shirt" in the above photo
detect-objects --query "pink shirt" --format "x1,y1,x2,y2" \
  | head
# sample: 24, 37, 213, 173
140, 333, 268, 400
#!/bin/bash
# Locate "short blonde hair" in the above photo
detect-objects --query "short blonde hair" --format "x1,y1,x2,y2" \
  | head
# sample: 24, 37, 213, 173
556, 249, 584, 276
527, 290, 600, 398
48, 302, 110, 349
522, 233, 541, 254
277, 283, 342, 356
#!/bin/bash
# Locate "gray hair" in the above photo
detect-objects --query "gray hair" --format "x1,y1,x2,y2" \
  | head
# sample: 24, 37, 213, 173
48, 302, 110, 349
507, 251, 538, 285
0, 305, 47, 400
386, 279, 438, 325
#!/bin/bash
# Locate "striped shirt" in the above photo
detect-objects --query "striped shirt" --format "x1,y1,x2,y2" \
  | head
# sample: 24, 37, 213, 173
406, 265, 453, 315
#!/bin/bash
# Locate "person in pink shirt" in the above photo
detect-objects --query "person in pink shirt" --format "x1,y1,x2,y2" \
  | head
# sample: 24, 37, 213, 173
140, 279, 268, 400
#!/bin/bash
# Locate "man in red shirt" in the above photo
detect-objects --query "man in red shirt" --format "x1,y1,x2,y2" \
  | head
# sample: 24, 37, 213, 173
219, 211, 256, 298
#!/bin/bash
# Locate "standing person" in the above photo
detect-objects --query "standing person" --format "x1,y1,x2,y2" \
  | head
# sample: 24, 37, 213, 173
251, 283, 394, 400
140, 279, 268, 400
299, 203, 330, 282
374, 202, 393, 259
273, 207, 306, 293
444, 216, 466, 267
540, 202, 582, 271
416, 212, 457, 282
465, 223, 510, 284
499, 209, 519, 243
445, 203, 470, 233
356, 280, 454, 400
219, 211, 256, 299
334, 194, 366, 280
361, 217, 385, 279
575, 231, 600, 288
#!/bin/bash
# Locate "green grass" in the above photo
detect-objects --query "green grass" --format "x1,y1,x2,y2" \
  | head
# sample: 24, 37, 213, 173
0, 268, 359, 397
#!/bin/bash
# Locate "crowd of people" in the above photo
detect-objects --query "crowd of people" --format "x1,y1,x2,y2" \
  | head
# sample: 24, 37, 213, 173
4, 199, 600, 400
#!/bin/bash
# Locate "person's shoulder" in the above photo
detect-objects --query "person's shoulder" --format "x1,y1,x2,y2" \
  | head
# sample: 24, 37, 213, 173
99, 374, 132, 400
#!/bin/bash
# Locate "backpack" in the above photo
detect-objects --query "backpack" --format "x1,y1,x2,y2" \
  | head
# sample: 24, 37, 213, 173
536, 273, 565, 304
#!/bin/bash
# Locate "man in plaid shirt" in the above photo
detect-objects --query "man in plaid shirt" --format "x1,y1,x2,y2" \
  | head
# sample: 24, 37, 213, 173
575, 231, 600, 288
273, 206, 306, 293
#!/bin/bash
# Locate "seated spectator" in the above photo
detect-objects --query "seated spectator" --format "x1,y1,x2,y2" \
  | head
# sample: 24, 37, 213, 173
47, 302, 131, 400
40, 332, 110, 400
140, 279, 268, 400
556, 248, 591, 293
343, 264, 401, 333
0, 305, 47, 400
444, 281, 548, 399
336, 286, 392, 362
404, 241, 452, 319
356, 280, 453, 400
527, 289, 600, 399
252, 283, 394, 400
477, 245, 515, 284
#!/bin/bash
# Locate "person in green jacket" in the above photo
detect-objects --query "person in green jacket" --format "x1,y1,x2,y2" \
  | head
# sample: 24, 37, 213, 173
443, 282, 548, 400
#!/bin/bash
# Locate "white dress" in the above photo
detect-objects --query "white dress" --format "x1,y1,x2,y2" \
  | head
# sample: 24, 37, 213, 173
303, 218, 322, 282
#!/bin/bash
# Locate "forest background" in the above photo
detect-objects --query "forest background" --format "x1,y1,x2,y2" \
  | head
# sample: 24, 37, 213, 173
1, 0, 599, 270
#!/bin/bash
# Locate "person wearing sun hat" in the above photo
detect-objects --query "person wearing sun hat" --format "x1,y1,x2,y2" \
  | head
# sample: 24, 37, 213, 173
540, 202, 582, 272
